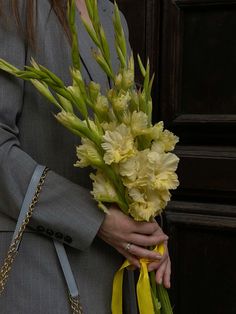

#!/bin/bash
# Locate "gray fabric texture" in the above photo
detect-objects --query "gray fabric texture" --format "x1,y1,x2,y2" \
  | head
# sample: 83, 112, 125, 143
0, 0, 136, 313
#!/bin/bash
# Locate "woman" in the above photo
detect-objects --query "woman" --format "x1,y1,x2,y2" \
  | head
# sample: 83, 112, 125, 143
0, 0, 171, 313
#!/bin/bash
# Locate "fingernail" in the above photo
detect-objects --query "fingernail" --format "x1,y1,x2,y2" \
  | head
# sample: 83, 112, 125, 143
155, 254, 162, 259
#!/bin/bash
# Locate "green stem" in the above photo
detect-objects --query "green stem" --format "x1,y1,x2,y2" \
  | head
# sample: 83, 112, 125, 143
101, 165, 129, 214
149, 272, 161, 314
150, 271, 157, 296
156, 284, 173, 314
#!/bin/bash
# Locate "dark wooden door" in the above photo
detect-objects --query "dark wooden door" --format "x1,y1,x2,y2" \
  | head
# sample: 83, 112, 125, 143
117, 0, 236, 313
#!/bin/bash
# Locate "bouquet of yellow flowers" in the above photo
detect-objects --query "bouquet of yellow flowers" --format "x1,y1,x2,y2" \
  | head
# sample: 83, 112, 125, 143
0, 0, 179, 313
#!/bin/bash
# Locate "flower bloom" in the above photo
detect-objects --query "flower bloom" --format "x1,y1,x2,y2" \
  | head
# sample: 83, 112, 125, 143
74, 138, 103, 168
112, 91, 131, 112
90, 171, 119, 210
102, 124, 136, 164
159, 129, 179, 152
128, 188, 164, 221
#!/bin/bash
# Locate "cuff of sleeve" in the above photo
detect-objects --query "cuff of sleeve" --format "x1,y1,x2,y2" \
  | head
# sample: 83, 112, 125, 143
31, 170, 105, 251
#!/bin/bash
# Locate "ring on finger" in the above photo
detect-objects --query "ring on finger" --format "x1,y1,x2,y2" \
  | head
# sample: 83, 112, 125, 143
125, 242, 132, 251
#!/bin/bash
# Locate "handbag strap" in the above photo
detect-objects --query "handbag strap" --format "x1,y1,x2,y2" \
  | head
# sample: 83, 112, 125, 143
0, 165, 49, 295
0, 164, 83, 314
53, 240, 79, 298
53, 240, 83, 314
12, 165, 46, 249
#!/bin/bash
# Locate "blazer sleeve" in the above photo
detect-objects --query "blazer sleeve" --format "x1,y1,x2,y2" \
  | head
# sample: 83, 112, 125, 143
0, 6, 104, 251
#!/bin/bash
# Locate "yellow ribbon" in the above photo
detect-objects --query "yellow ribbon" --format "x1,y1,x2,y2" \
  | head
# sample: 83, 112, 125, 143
111, 243, 165, 314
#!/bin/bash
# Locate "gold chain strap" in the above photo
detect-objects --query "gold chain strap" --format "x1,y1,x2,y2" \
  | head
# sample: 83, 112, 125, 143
69, 294, 84, 314
0, 167, 49, 295
0, 167, 84, 314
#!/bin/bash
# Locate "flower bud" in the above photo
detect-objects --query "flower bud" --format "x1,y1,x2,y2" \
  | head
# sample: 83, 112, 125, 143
112, 92, 131, 112
122, 69, 134, 89
95, 95, 109, 114
115, 73, 122, 88
89, 81, 100, 101
71, 68, 83, 85
57, 94, 73, 113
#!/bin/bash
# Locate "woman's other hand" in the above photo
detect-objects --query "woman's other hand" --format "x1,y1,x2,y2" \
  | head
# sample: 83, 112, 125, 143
148, 240, 171, 288
97, 205, 171, 288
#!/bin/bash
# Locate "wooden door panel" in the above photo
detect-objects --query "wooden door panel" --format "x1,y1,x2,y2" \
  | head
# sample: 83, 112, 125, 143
181, 6, 236, 115
175, 146, 236, 201
160, 0, 236, 144
160, 0, 236, 202
166, 204, 236, 314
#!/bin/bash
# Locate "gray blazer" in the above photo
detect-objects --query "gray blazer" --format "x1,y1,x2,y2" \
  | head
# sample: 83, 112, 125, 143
0, 1, 136, 313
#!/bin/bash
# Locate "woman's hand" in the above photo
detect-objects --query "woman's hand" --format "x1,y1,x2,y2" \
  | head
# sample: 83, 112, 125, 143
148, 240, 171, 288
97, 205, 171, 288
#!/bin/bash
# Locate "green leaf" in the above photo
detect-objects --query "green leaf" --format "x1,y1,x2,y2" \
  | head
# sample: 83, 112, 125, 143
137, 54, 146, 77
143, 59, 150, 95
116, 46, 126, 69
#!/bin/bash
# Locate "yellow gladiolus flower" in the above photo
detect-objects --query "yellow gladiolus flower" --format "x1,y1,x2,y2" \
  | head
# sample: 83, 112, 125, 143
88, 81, 100, 101
102, 124, 136, 164
119, 149, 152, 187
151, 140, 165, 154
74, 138, 103, 168
130, 111, 148, 136
120, 149, 179, 193
122, 68, 134, 90
158, 189, 171, 203
128, 188, 163, 221
159, 129, 179, 152
112, 91, 131, 112
90, 171, 119, 206
149, 121, 164, 140
115, 73, 123, 87
158, 152, 180, 173
95, 95, 109, 114
101, 121, 118, 131
148, 152, 180, 190
152, 172, 179, 191
114, 59, 134, 90
86, 118, 103, 136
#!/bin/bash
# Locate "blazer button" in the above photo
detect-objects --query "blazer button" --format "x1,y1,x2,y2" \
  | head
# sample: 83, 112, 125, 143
37, 225, 45, 232
46, 229, 54, 236
64, 235, 72, 244
55, 232, 63, 239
